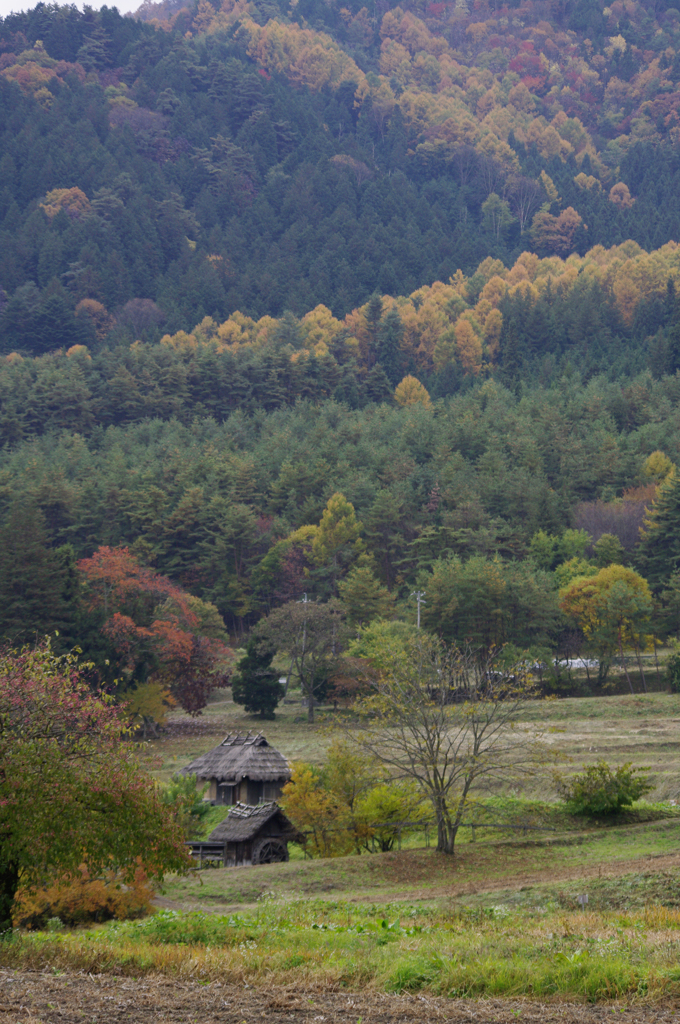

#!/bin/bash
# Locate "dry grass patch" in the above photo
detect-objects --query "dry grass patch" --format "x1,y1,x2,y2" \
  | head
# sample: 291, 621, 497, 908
4, 969, 680, 1023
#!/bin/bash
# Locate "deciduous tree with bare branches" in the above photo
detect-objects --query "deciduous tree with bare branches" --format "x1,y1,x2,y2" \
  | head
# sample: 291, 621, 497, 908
350, 634, 551, 854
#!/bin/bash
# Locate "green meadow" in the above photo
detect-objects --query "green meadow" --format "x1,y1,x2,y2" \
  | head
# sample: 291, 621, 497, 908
6, 687, 680, 1004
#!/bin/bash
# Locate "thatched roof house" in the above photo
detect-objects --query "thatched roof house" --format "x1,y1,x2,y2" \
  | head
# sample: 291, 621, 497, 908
187, 801, 301, 866
180, 732, 291, 806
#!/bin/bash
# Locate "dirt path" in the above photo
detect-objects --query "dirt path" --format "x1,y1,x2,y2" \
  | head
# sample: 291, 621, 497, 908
1, 970, 679, 1024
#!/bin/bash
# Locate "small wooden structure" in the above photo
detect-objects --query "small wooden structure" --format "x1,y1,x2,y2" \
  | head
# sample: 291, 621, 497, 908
180, 732, 291, 806
187, 802, 300, 867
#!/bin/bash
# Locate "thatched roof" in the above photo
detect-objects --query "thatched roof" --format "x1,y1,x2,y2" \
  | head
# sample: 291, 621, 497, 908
180, 732, 291, 784
207, 802, 297, 843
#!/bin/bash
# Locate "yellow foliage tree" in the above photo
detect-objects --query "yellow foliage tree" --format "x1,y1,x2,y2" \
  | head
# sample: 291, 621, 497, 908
280, 763, 353, 857
301, 304, 348, 356
609, 182, 635, 208
643, 450, 675, 484
454, 318, 483, 374
40, 187, 91, 221
394, 375, 432, 407
75, 299, 114, 341
483, 307, 503, 362
125, 681, 177, 739
574, 172, 601, 192
539, 169, 561, 206
311, 492, 364, 574
560, 565, 652, 689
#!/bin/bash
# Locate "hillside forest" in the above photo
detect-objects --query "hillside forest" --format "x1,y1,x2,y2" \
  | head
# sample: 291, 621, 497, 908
4, 0, 680, 720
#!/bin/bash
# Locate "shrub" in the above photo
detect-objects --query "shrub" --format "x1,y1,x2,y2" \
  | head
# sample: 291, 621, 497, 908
667, 651, 680, 692
13, 862, 154, 929
555, 760, 653, 816
161, 773, 210, 837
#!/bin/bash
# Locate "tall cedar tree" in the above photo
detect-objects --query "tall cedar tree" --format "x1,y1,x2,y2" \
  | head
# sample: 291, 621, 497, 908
0, 501, 71, 644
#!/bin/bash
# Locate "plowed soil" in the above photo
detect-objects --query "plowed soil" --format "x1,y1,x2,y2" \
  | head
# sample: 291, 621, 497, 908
1, 971, 679, 1023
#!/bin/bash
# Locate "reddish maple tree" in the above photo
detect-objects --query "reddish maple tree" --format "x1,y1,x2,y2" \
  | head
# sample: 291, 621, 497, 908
78, 546, 232, 714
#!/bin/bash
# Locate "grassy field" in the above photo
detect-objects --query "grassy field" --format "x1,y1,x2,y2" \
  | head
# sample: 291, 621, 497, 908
5, 686, 680, 1018
7, 851, 680, 1004
6, 802, 680, 1004
150, 685, 680, 801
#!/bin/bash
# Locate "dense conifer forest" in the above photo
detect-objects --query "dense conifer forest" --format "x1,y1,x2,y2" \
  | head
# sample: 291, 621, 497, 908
4, 0, 680, 712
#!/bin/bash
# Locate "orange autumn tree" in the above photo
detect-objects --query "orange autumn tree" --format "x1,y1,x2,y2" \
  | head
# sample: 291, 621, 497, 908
78, 546, 232, 714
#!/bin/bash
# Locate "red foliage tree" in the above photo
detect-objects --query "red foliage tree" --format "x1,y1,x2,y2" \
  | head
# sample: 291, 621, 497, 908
78, 546, 231, 714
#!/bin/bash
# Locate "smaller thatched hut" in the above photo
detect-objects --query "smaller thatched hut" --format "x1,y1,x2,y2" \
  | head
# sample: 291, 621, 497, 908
187, 802, 301, 866
180, 732, 291, 805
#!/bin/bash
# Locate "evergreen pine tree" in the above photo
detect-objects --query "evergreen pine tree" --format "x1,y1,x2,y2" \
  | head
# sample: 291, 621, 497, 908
666, 281, 680, 373
231, 636, 284, 719
0, 500, 68, 644
365, 293, 383, 368
639, 474, 680, 589
76, 26, 112, 71
338, 565, 394, 626
364, 364, 393, 403
377, 307, 404, 384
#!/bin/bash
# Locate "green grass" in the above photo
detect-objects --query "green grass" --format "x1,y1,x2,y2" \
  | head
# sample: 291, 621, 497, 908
160, 811, 680, 913
8, 795, 680, 1002
12, 689, 680, 1002
188, 803, 231, 839
6, 895, 680, 1001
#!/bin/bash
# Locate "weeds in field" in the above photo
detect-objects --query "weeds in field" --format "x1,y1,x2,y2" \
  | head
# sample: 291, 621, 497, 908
4, 899, 680, 1002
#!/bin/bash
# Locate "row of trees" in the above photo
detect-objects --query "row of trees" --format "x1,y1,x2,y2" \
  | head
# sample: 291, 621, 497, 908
229, 462, 680, 720
5, 239, 680, 450
2, 376, 680, 661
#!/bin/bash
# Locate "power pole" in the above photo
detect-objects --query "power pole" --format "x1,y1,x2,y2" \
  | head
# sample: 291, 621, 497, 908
298, 593, 309, 706
411, 589, 426, 629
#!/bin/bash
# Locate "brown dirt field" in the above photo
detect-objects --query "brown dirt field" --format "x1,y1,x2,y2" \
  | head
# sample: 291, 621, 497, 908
1, 971, 680, 1024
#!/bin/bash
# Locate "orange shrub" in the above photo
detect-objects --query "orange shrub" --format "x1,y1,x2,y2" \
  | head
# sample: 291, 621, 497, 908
14, 862, 155, 929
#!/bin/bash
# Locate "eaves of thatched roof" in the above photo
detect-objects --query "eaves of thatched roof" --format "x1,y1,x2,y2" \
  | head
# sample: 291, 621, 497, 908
179, 732, 290, 784
207, 802, 297, 843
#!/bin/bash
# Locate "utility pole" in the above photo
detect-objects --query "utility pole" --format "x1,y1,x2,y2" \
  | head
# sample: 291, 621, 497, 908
298, 593, 309, 707
298, 592, 309, 656
411, 589, 426, 629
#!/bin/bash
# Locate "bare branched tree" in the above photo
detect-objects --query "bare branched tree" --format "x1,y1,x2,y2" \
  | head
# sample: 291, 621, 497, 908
350, 634, 553, 854
508, 175, 543, 234
478, 154, 504, 196
451, 145, 478, 187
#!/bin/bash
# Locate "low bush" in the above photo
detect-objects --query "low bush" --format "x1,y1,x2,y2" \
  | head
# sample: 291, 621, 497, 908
667, 651, 680, 693
13, 863, 154, 929
161, 773, 211, 837
555, 760, 653, 816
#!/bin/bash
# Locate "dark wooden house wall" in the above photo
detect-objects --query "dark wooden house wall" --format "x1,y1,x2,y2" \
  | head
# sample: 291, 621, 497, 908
209, 779, 286, 806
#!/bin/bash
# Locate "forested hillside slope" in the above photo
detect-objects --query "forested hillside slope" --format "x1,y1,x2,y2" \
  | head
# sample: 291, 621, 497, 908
3, 0, 680, 334
3, 0, 680, 704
